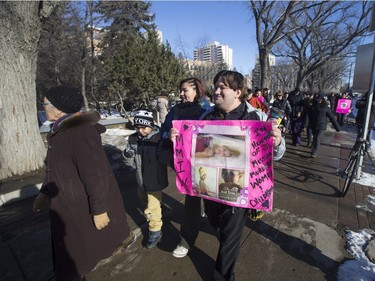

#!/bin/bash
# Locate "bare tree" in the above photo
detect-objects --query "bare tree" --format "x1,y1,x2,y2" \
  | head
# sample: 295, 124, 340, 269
269, 59, 298, 93
249, 1, 301, 89
273, 1, 371, 89
0, 1, 59, 180
306, 58, 348, 93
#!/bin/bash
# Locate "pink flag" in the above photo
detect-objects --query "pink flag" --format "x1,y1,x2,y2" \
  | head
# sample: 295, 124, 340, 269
172, 120, 274, 212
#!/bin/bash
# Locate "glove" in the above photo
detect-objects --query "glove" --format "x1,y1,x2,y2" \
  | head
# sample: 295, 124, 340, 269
93, 212, 110, 230
123, 147, 135, 158
33, 193, 48, 212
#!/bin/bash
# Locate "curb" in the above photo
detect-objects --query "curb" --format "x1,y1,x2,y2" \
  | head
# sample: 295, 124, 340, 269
0, 183, 42, 206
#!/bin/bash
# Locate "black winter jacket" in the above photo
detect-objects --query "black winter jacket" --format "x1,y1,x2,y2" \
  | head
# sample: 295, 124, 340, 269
288, 92, 305, 117
272, 99, 292, 116
123, 126, 170, 192
305, 102, 340, 132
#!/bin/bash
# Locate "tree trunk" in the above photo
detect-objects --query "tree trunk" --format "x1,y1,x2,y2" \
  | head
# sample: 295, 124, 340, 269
295, 69, 304, 90
0, 1, 57, 180
259, 48, 270, 89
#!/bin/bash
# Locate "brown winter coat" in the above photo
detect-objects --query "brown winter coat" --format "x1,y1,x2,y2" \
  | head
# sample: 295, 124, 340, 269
40, 111, 130, 281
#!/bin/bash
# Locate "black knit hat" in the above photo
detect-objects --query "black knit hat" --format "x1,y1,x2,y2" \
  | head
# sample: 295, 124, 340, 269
45, 86, 83, 113
133, 110, 154, 128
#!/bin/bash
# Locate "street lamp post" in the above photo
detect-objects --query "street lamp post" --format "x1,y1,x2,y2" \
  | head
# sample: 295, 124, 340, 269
347, 62, 353, 91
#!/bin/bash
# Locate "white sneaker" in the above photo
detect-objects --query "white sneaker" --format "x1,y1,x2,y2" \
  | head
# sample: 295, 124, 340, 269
172, 244, 189, 258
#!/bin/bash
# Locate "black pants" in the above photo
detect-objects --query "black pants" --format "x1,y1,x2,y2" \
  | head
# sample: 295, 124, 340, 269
311, 129, 325, 156
337, 113, 345, 126
179, 195, 202, 250
204, 200, 247, 281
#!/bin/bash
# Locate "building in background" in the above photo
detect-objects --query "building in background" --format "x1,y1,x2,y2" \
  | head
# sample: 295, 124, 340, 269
91, 27, 105, 57
182, 59, 218, 91
251, 54, 276, 90
269, 63, 298, 94
142, 30, 163, 44
244, 75, 252, 90
194, 41, 233, 70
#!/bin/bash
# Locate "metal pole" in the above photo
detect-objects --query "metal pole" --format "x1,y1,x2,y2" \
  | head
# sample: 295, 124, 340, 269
347, 62, 352, 91
356, 33, 375, 179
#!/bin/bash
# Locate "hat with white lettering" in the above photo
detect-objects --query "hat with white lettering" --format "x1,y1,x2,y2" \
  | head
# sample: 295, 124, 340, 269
134, 110, 154, 128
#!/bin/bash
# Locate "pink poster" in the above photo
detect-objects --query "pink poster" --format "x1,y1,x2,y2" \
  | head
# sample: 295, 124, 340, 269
336, 99, 352, 114
172, 120, 274, 212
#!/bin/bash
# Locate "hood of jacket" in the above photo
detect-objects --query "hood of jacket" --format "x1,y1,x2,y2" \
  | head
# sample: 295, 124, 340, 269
138, 125, 160, 141
50, 110, 105, 136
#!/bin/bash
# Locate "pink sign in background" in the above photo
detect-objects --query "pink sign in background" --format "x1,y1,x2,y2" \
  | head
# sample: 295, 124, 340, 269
336, 99, 352, 114
172, 120, 274, 212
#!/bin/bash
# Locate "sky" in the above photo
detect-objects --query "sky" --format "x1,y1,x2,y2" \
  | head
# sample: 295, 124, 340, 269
150, 1, 257, 75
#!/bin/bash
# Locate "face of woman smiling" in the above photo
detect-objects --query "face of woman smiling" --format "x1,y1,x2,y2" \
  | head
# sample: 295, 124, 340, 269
213, 76, 241, 113
180, 82, 197, 103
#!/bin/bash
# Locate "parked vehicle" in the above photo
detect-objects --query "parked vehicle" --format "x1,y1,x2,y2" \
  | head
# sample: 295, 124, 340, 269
99, 108, 122, 119
37, 111, 53, 133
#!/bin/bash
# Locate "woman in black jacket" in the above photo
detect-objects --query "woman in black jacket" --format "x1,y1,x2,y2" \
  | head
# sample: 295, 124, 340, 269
161, 78, 212, 259
305, 93, 340, 158
272, 90, 292, 116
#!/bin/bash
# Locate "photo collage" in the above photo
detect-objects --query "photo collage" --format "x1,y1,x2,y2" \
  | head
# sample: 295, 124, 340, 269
192, 132, 248, 203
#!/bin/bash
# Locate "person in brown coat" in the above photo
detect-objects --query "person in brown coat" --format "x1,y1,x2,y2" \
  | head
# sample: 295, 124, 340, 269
33, 86, 131, 281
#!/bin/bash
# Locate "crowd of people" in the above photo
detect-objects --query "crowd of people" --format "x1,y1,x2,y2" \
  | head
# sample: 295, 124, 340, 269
33, 69, 369, 281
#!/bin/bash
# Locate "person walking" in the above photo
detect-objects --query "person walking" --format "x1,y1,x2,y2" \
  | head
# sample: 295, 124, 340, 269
272, 90, 292, 116
161, 77, 212, 259
336, 91, 352, 126
303, 92, 314, 148
288, 87, 305, 138
272, 90, 292, 132
157, 94, 169, 125
247, 89, 268, 113
33, 86, 131, 281
170, 70, 285, 280
304, 93, 340, 158
123, 110, 170, 249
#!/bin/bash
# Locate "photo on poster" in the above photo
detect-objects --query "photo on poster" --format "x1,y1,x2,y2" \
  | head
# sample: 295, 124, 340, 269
192, 133, 246, 168
192, 166, 218, 198
218, 168, 245, 202
173, 120, 274, 212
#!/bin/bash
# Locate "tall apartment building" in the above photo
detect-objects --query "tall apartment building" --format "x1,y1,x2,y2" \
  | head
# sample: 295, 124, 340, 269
194, 41, 233, 70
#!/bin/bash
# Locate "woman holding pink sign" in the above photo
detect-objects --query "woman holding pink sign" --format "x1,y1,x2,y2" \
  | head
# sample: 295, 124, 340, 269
336, 91, 352, 126
161, 77, 212, 259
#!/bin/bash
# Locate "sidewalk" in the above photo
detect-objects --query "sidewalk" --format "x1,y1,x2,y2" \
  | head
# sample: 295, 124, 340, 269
0, 122, 374, 281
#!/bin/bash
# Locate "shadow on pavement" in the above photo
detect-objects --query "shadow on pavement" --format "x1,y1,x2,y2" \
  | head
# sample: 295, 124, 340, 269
247, 220, 339, 281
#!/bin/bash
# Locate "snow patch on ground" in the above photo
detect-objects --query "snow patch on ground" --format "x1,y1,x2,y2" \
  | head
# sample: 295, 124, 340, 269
337, 229, 375, 281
